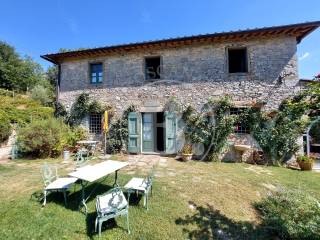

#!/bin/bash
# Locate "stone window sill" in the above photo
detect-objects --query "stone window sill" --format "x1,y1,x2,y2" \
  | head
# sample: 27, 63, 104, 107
228, 72, 250, 77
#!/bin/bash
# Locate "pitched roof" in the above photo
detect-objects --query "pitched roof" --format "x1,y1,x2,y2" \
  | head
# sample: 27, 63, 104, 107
41, 21, 320, 64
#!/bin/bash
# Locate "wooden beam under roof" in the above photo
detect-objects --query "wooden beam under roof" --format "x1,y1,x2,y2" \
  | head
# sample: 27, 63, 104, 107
41, 21, 320, 64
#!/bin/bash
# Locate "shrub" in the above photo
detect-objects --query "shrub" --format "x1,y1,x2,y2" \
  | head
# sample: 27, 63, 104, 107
66, 126, 88, 148
30, 85, 53, 106
297, 155, 314, 163
0, 94, 53, 125
16, 118, 70, 158
0, 111, 11, 143
256, 189, 320, 239
54, 101, 68, 119
181, 144, 192, 154
0, 88, 14, 97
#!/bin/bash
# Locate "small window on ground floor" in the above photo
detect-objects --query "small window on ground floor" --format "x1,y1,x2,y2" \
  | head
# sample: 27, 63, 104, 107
89, 113, 102, 134
230, 107, 250, 134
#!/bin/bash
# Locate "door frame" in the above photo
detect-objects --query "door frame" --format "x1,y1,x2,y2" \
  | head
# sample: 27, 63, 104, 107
139, 111, 177, 154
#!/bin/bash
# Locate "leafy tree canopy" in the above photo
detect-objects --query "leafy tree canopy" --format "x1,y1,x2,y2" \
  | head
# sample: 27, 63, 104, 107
0, 41, 46, 92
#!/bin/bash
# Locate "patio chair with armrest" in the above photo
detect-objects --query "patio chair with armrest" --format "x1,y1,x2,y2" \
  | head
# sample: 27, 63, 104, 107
41, 163, 77, 206
75, 148, 90, 169
95, 187, 130, 237
124, 165, 155, 210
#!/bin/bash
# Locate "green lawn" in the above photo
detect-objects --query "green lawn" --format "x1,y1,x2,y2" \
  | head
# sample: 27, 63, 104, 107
0, 157, 319, 240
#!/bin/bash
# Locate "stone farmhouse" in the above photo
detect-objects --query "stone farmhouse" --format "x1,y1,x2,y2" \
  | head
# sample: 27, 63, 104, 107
42, 21, 320, 158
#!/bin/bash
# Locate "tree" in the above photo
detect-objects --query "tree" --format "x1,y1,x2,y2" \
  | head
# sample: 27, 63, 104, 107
0, 41, 45, 92
0, 41, 21, 89
46, 65, 58, 87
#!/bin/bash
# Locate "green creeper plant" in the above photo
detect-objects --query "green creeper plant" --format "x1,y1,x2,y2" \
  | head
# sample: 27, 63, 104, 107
182, 97, 235, 161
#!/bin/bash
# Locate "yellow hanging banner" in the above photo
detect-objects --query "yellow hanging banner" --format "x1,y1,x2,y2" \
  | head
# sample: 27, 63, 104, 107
103, 111, 109, 133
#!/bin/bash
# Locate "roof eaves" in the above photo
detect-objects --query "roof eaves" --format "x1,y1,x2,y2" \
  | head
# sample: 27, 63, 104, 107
41, 21, 320, 64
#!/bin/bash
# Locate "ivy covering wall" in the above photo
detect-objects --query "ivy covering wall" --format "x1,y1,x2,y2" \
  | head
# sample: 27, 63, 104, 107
56, 82, 320, 164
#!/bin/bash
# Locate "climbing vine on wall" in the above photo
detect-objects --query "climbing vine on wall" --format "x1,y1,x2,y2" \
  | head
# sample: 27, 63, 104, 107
105, 105, 137, 154
66, 93, 113, 126
181, 81, 320, 164
241, 82, 320, 164
182, 97, 235, 161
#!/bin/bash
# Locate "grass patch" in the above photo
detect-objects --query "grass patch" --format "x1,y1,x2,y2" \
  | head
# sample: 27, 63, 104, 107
0, 157, 319, 239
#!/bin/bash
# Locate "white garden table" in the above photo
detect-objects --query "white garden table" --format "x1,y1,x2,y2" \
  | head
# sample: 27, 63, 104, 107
68, 160, 128, 214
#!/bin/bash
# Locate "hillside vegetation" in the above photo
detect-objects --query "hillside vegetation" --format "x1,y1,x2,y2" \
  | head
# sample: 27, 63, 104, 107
0, 90, 53, 125
0, 89, 53, 143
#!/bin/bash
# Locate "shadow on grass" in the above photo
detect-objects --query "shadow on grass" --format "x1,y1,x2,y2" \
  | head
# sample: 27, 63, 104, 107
30, 182, 113, 211
86, 212, 129, 238
175, 201, 269, 240
30, 183, 138, 238
126, 191, 144, 206
85, 191, 137, 238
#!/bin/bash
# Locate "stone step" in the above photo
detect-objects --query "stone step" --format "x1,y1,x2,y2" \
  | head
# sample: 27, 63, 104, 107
314, 161, 320, 169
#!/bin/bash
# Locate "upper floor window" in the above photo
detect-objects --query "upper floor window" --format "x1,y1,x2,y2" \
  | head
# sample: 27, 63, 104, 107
228, 48, 248, 73
145, 56, 161, 80
90, 63, 103, 84
230, 107, 250, 134
89, 113, 102, 134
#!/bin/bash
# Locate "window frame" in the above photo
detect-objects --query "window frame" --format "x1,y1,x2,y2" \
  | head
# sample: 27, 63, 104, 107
89, 113, 102, 134
144, 56, 162, 81
229, 107, 250, 134
89, 62, 104, 84
227, 47, 249, 74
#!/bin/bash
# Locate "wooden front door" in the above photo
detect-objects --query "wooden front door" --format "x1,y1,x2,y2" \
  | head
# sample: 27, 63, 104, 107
128, 112, 140, 153
165, 112, 176, 154
142, 113, 154, 152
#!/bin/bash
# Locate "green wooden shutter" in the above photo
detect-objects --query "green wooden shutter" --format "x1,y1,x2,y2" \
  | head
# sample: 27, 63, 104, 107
128, 112, 140, 153
165, 112, 177, 154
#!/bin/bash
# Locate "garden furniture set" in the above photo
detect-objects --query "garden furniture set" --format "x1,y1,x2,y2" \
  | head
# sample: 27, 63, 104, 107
40, 159, 155, 237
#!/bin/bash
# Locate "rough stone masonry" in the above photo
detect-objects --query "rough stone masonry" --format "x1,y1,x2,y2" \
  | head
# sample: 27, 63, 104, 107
58, 36, 299, 115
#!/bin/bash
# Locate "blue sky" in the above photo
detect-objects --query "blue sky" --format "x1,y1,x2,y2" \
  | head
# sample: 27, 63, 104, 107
0, 0, 319, 78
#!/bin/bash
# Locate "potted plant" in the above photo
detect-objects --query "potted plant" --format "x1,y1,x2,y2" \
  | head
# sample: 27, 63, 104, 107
297, 155, 314, 171
181, 144, 193, 161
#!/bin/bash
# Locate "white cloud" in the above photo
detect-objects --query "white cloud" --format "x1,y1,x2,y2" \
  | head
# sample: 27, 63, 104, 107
299, 52, 310, 61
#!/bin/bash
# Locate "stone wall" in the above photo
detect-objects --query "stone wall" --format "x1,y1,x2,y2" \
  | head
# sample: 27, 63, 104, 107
58, 35, 302, 158
59, 36, 299, 115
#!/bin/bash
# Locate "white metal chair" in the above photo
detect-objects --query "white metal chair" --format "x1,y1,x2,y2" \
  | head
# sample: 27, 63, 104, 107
41, 163, 78, 206
75, 148, 90, 169
124, 166, 155, 210
95, 187, 130, 237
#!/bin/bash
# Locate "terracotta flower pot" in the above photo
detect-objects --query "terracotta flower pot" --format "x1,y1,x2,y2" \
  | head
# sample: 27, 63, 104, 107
297, 161, 313, 171
182, 154, 192, 162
